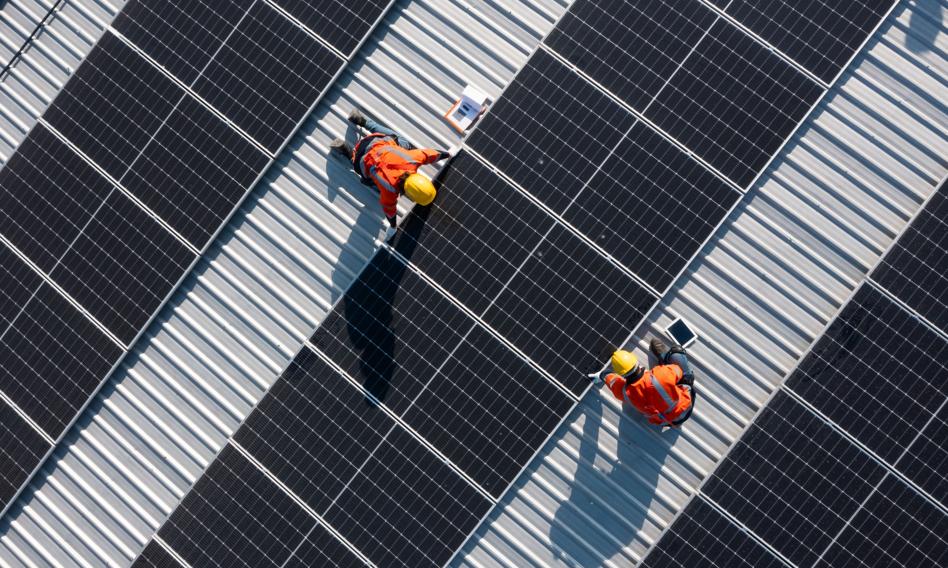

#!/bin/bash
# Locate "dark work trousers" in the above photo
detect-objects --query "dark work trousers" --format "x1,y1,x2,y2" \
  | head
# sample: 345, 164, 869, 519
663, 351, 696, 426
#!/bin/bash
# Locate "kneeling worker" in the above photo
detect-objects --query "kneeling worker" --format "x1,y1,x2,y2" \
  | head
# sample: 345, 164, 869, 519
590, 338, 696, 428
331, 109, 451, 240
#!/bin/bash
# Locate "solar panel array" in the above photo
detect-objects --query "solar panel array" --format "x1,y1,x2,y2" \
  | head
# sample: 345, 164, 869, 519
0, 0, 393, 516
133, 1, 898, 565
645, 180, 948, 567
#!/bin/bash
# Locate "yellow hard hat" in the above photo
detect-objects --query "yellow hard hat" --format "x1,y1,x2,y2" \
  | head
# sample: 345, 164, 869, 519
611, 350, 638, 375
403, 173, 436, 206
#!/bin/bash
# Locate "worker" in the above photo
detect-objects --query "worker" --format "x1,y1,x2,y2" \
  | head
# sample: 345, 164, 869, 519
330, 109, 451, 240
589, 338, 696, 427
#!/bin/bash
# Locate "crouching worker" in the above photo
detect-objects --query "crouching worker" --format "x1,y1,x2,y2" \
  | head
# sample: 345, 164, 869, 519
331, 109, 450, 240
590, 338, 696, 428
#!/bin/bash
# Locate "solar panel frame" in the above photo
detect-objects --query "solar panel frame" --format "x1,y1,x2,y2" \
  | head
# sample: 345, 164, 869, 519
0, 400, 50, 510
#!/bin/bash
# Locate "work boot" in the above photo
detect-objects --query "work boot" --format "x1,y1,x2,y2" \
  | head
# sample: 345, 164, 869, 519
649, 337, 669, 360
348, 108, 367, 127
329, 138, 352, 156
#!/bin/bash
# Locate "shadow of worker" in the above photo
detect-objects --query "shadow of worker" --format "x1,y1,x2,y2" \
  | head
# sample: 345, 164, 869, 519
906, 0, 943, 53
549, 393, 679, 566
340, 193, 429, 406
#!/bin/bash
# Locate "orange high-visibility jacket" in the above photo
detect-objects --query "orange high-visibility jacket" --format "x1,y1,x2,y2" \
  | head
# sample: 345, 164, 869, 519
604, 364, 693, 426
353, 134, 442, 217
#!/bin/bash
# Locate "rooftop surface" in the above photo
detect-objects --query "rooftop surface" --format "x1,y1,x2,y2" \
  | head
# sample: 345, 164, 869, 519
0, 0, 945, 566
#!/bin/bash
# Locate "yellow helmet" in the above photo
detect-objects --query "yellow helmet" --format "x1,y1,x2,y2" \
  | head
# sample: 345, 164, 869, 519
611, 350, 638, 375
403, 173, 436, 206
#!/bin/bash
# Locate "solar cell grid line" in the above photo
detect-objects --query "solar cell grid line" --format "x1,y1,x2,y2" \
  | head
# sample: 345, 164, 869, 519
130, 540, 184, 568
0, 398, 50, 512
0, 282, 125, 439
715, 0, 897, 84
562, 121, 742, 291
897, 400, 947, 507
188, 0, 345, 153
0, 125, 116, 273
872, 179, 948, 337
266, 0, 391, 56
815, 475, 948, 567
641, 496, 789, 568
308, 249, 577, 495
544, 0, 720, 112
465, 47, 638, 215
157, 443, 319, 568
784, 284, 948, 468
701, 390, 888, 567
643, 18, 825, 188
0, 244, 44, 332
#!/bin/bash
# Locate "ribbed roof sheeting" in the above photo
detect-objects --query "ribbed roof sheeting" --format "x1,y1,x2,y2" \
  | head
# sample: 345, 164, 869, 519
0, 0, 121, 164
453, 1, 947, 567
0, 1, 569, 566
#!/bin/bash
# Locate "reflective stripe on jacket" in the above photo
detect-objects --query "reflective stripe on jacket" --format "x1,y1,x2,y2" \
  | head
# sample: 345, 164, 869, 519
352, 135, 442, 217
604, 364, 692, 425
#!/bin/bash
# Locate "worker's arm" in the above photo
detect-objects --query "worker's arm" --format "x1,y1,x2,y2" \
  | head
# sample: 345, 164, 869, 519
378, 183, 399, 219
408, 148, 450, 165
601, 373, 627, 402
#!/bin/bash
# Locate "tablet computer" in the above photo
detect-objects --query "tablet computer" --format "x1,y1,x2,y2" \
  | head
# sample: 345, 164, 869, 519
665, 317, 697, 348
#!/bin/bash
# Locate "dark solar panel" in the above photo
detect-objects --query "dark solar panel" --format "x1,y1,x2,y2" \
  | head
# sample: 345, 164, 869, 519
311, 249, 474, 414
465, 48, 636, 214
131, 541, 183, 568
273, 0, 390, 55
545, 0, 718, 111
0, 246, 42, 327
44, 32, 183, 179
284, 524, 367, 568
0, 284, 123, 437
816, 475, 948, 567
120, 95, 270, 248
49, 192, 196, 344
702, 390, 887, 566
872, 181, 948, 336
0, 401, 50, 509
158, 444, 317, 568
642, 497, 785, 568
191, 1, 344, 153
233, 349, 395, 514
112, 0, 253, 85
323, 426, 491, 568
723, 0, 895, 83
644, 20, 824, 187
483, 223, 657, 395
563, 121, 741, 291
897, 402, 947, 506
402, 324, 574, 497
785, 284, 947, 465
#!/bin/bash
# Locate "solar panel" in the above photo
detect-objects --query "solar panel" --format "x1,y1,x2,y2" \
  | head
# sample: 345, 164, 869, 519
0, 400, 49, 508
701, 390, 887, 566
720, 0, 895, 83
323, 426, 491, 568
284, 523, 367, 568
0, 125, 113, 273
643, 19, 824, 187
191, 1, 344, 153
785, 284, 947, 473
482, 223, 657, 395
563, 121, 741, 291
158, 443, 317, 568
49, 192, 195, 344
0, 284, 123, 437
131, 541, 183, 568
0, 246, 43, 327
642, 497, 785, 568
272, 0, 391, 55
465, 48, 636, 214
872, 181, 948, 336
545, 0, 718, 111
817, 475, 948, 567
393, 151, 556, 315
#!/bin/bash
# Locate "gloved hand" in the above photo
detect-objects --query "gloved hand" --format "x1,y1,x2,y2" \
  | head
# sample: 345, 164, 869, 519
586, 372, 604, 385
384, 225, 397, 241
436, 150, 451, 161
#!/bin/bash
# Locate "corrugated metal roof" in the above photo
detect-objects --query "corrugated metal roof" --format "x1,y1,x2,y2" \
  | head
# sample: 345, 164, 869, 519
0, 0, 569, 565
454, 1, 947, 566
0, 0, 945, 567
0, 0, 121, 163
